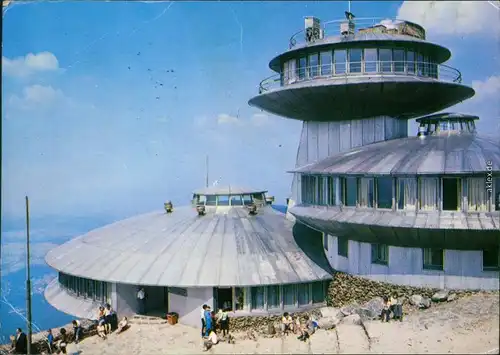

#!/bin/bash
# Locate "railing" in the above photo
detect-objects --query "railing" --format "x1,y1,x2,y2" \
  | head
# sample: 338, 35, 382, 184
258, 61, 462, 93
289, 17, 426, 49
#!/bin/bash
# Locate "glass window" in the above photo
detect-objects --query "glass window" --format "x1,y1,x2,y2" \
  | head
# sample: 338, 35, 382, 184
309, 53, 319, 78
282, 61, 289, 85
311, 281, 325, 303
297, 283, 310, 306
323, 233, 328, 251
196, 195, 207, 205
423, 56, 429, 76
230, 195, 243, 206
217, 195, 230, 206
348, 48, 362, 73
320, 51, 332, 76
397, 178, 417, 210
419, 178, 438, 211
483, 248, 500, 271
468, 178, 488, 211
242, 195, 253, 205
235, 287, 244, 310
377, 177, 393, 209
422, 248, 444, 270
251, 287, 265, 310
429, 60, 438, 78
327, 176, 338, 205
301, 175, 318, 204
406, 51, 415, 73
359, 178, 374, 208
297, 57, 307, 80
379, 49, 393, 72
417, 53, 424, 75
334, 50, 347, 74
371, 244, 389, 265
206, 195, 217, 206
282, 284, 296, 308
337, 236, 348, 257
266, 285, 280, 309
342, 177, 357, 207
364, 48, 377, 72
318, 176, 325, 205
287, 60, 297, 83
393, 49, 405, 73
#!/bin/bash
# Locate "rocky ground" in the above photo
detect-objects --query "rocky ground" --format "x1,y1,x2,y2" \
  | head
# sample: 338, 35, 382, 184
52, 292, 499, 355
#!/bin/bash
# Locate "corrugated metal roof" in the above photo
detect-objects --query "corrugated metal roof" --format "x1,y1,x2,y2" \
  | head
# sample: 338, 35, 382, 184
291, 134, 500, 175
45, 206, 332, 287
44, 279, 100, 320
415, 112, 479, 123
192, 186, 267, 195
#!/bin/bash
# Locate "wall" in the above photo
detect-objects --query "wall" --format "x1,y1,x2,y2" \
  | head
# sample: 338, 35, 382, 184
168, 287, 213, 328
115, 283, 139, 317
324, 234, 500, 290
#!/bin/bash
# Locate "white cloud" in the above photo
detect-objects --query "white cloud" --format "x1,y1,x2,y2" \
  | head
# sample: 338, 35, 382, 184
471, 75, 500, 101
217, 113, 240, 125
397, 1, 500, 36
1, 242, 59, 276
250, 113, 269, 127
8, 84, 66, 110
2, 52, 60, 77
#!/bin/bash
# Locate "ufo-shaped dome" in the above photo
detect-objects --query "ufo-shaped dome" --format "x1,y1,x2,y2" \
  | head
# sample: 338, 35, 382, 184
45, 203, 332, 288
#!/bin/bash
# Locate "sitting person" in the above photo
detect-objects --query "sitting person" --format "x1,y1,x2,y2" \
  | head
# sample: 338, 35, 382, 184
280, 312, 293, 335
72, 319, 82, 344
380, 296, 392, 322
57, 328, 68, 354
116, 317, 129, 334
97, 306, 106, 327
297, 315, 315, 342
97, 323, 107, 340
11, 328, 27, 354
104, 304, 114, 334
389, 294, 403, 321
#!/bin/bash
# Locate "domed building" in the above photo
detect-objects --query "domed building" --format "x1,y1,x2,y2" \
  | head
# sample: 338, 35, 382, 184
44, 187, 332, 326
248, 14, 500, 290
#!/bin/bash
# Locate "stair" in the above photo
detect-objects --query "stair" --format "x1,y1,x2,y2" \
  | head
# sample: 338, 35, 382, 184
129, 314, 168, 325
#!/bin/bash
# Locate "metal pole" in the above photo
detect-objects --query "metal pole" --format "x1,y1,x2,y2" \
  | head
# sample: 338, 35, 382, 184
25, 196, 33, 355
205, 155, 209, 188
348, 0, 351, 12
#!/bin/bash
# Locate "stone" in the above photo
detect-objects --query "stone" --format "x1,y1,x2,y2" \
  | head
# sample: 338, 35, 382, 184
340, 303, 359, 316
267, 323, 276, 335
317, 316, 342, 330
319, 306, 343, 319
432, 290, 450, 302
359, 297, 385, 320
343, 314, 362, 326
447, 293, 457, 302
410, 295, 431, 309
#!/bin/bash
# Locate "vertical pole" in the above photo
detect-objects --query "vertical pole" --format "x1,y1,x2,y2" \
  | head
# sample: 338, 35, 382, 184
205, 155, 209, 188
348, 0, 351, 12
25, 196, 32, 355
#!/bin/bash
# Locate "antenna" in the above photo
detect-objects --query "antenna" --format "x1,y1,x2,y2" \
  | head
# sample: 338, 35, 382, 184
205, 155, 209, 188
348, 0, 351, 13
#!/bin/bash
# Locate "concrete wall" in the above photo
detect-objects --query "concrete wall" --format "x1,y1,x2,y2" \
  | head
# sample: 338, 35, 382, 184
324, 234, 500, 290
168, 287, 213, 328
115, 283, 139, 317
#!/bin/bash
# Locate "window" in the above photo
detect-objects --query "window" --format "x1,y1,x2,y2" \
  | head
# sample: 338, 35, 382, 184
230, 195, 243, 206
483, 248, 500, 271
308, 53, 319, 78
206, 195, 217, 206
342, 177, 357, 207
422, 55, 429, 77
297, 57, 307, 79
318, 176, 325, 205
311, 281, 326, 303
348, 48, 362, 73
282, 284, 296, 308
371, 244, 389, 265
242, 194, 252, 205
419, 178, 438, 210
266, 285, 280, 309
251, 287, 265, 310
406, 51, 415, 73
422, 248, 444, 270
417, 53, 424, 75
429, 60, 438, 78
397, 178, 417, 210
379, 49, 393, 72
393, 49, 405, 73
364, 48, 377, 72
323, 233, 328, 251
217, 195, 230, 206
297, 283, 310, 306
334, 50, 347, 74
320, 51, 332, 76
287, 60, 297, 84
442, 178, 460, 211
468, 177, 488, 211
337, 236, 348, 257
282, 61, 289, 85
327, 176, 338, 205
252, 193, 264, 204
235, 287, 244, 310
301, 175, 317, 204
358, 178, 374, 207
196, 195, 207, 205
376, 177, 393, 209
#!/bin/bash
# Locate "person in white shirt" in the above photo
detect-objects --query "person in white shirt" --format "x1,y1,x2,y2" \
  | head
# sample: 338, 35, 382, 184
200, 304, 208, 338
137, 287, 146, 315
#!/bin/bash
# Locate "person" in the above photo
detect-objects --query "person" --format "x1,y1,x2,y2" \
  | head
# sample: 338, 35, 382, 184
12, 328, 27, 354
46, 329, 54, 353
280, 312, 293, 335
97, 323, 107, 340
57, 328, 68, 354
203, 330, 218, 352
297, 315, 315, 342
200, 304, 208, 337
390, 294, 403, 321
219, 308, 229, 337
72, 319, 82, 343
116, 316, 129, 334
204, 306, 213, 337
103, 304, 113, 334
210, 310, 217, 333
137, 287, 146, 315
381, 296, 391, 322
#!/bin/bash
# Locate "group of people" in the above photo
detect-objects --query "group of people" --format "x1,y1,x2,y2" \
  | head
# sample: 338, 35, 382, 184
200, 304, 232, 351
96, 303, 129, 339
380, 294, 403, 322
280, 312, 318, 342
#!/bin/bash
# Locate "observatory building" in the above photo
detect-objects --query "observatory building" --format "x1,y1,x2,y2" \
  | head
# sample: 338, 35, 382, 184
45, 187, 331, 325
248, 14, 500, 290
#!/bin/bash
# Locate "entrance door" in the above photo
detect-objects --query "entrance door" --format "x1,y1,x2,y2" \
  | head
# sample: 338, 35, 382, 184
443, 178, 460, 211
214, 287, 233, 311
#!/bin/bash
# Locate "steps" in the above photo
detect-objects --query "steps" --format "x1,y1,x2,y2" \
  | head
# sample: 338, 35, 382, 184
129, 314, 168, 325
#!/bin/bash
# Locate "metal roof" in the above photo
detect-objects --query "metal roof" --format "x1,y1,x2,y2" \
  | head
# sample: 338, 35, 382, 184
192, 186, 267, 195
415, 112, 479, 123
45, 279, 99, 320
291, 134, 500, 175
45, 206, 332, 287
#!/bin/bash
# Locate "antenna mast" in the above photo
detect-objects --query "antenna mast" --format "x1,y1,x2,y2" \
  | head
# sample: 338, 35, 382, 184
348, 0, 351, 12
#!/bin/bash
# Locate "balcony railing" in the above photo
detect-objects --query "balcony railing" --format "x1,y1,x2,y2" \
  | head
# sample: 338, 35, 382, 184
258, 61, 462, 94
289, 17, 426, 49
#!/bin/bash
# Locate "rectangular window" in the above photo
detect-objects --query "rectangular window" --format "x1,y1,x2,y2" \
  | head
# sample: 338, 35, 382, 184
358, 178, 374, 208
282, 284, 296, 308
417, 53, 424, 75
266, 285, 280, 309
348, 48, 362, 73
318, 176, 325, 205
379, 49, 393, 72
377, 177, 393, 209
196, 195, 207, 205
230, 195, 243, 206
364, 48, 377, 72
297, 283, 310, 306
206, 195, 217, 206
320, 51, 332, 76
282, 61, 289, 85
419, 178, 438, 211
311, 281, 326, 303
422, 248, 444, 270
323, 233, 329, 251
242, 194, 253, 205
468, 177, 488, 211
422, 56, 429, 77
442, 178, 460, 211
397, 178, 417, 210
297, 57, 307, 79
288, 59, 297, 83
301, 175, 318, 204
337, 236, 348, 257
327, 176, 337, 205
406, 51, 415, 73
371, 244, 389, 265
334, 50, 347, 74
393, 49, 405, 73
342, 177, 357, 207
308, 53, 319, 78
429, 61, 438, 78
217, 195, 230, 206
234, 287, 244, 310
251, 287, 265, 310
482, 248, 500, 271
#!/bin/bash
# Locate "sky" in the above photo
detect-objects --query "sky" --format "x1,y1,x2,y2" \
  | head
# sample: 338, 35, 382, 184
1, 0, 500, 233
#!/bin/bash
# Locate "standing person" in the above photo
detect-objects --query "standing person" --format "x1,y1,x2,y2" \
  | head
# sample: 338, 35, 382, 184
105, 303, 118, 331
200, 304, 208, 337
219, 308, 230, 337
204, 306, 213, 337
46, 329, 54, 353
13, 328, 27, 354
380, 296, 391, 322
72, 319, 82, 343
57, 328, 68, 354
137, 287, 146, 315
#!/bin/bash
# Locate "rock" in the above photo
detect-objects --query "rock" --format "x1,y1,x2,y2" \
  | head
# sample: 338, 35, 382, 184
267, 323, 276, 335
340, 304, 359, 316
359, 297, 384, 320
355, 307, 379, 321
410, 295, 431, 309
343, 314, 362, 326
319, 306, 343, 319
447, 293, 457, 302
432, 290, 450, 302
317, 316, 342, 330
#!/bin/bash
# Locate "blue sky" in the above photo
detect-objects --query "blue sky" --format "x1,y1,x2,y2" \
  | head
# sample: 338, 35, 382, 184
2, 0, 500, 226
